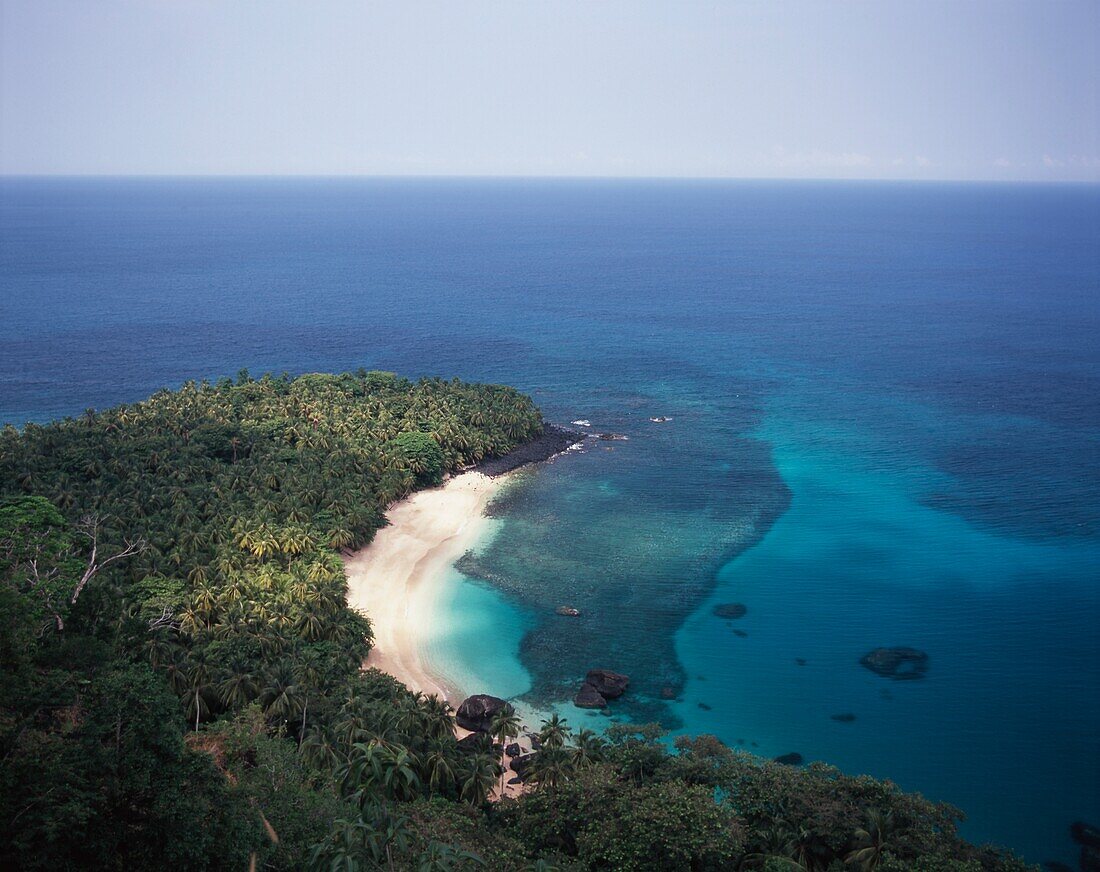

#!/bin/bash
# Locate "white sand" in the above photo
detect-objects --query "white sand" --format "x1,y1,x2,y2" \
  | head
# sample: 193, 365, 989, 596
344, 472, 507, 705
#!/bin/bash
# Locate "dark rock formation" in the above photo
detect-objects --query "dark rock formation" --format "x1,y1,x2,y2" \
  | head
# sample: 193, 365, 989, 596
1081, 847, 1100, 872
473, 424, 584, 477
830, 713, 857, 723
774, 752, 804, 766
713, 603, 748, 619
574, 682, 607, 708
698, 702, 712, 711
455, 694, 512, 733
659, 686, 677, 700
505, 742, 522, 759
859, 647, 930, 680
1072, 822, 1100, 850
507, 776, 523, 786
733, 629, 748, 638
456, 732, 492, 754
510, 753, 536, 779
586, 669, 629, 699
556, 606, 581, 617
597, 432, 629, 441
795, 658, 807, 666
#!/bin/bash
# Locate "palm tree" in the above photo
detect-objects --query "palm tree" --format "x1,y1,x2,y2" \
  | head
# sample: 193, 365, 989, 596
846, 809, 897, 872
529, 745, 574, 790
537, 713, 571, 749
423, 740, 457, 796
571, 728, 606, 768
489, 706, 521, 795
457, 752, 499, 806
418, 694, 455, 742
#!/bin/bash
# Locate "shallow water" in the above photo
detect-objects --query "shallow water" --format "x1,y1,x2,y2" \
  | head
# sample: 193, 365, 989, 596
2, 177, 1097, 862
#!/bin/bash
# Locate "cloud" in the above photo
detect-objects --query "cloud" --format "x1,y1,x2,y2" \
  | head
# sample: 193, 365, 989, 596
764, 147, 874, 169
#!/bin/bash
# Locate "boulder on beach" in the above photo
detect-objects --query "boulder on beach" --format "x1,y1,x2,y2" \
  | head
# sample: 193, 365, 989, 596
773, 752, 804, 766
505, 742, 522, 759
859, 647, 930, 680
455, 694, 512, 733
574, 683, 607, 708
555, 606, 581, 617
511, 753, 536, 778
456, 732, 492, 754
713, 603, 748, 619
585, 668, 629, 699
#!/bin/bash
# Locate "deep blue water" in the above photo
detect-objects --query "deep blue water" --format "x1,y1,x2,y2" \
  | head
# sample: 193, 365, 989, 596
2, 177, 1098, 863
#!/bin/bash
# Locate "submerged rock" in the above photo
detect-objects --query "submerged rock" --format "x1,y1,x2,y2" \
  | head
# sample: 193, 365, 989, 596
713, 603, 748, 619
1072, 822, 1100, 850
659, 686, 677, 700
830, 713, 857, 723
795, 658, 807, 666
574, 682, 607, 708
455, 694, 512, 733
859, 647, 930, 680
586, 669, 630, 699
773, 752, 804, 766
733, 629, 748, 638
698, 702, 712, 711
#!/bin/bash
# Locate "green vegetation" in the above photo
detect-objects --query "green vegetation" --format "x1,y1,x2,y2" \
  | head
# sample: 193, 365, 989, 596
0, 371, 1032, 870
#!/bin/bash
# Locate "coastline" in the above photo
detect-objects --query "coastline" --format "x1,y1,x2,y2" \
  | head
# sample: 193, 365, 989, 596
344, 471, 508, 704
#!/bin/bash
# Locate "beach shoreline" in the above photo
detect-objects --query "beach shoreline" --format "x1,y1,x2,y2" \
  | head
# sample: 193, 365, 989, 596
344, 470, 509, 705
343, 423, 585, 705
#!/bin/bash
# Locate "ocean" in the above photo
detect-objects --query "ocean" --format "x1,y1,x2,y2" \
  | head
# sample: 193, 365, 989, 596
1, 177, 1097, 864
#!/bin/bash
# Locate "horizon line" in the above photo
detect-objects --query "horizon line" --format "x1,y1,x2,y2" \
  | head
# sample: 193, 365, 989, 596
1, 172, 1098, 186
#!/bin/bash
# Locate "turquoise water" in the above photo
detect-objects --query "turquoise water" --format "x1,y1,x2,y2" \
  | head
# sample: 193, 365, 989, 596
2, 178, 1097, 862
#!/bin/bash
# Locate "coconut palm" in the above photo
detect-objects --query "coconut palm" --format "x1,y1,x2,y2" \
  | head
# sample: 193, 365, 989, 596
846, 809, 897, 872
489, 706, 522, 795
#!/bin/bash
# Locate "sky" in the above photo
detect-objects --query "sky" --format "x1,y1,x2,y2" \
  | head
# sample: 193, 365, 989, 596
1, 0, 1098, 181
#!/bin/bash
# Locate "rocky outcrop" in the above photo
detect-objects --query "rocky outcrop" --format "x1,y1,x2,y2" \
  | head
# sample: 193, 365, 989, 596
586, 669, 629, 699
774, 752, 804, 766
510, 753, 536, 780
859, 647, 929, 680
455, 694, 512, 733
574, 683, 607, 708
556, 606, 581, 617
456, 732, 492, 754
713, 603, 747, 619
473, 424, 584, 477
505, 742, 522, 759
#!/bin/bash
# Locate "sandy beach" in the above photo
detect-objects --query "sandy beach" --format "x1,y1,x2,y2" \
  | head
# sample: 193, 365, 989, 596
344, 471, 508, 704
